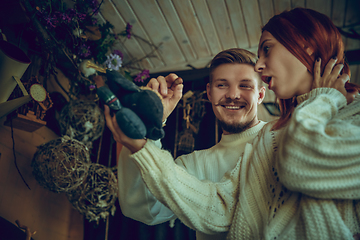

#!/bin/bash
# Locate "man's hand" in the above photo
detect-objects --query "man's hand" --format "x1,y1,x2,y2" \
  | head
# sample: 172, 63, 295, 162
147, 73, 183, 122
91, 74, 105, 88
104, 105, 146, 154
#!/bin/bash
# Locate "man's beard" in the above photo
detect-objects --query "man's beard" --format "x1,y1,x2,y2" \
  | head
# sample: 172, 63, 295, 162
218, 119, 254, 134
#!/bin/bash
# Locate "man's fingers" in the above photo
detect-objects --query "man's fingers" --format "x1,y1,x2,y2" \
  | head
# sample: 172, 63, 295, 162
170, 77, 183, 90
158, 76, 168, 96
147, 74, 181, 98
147, 76, 168, 96
147, 78, 160, 92
103, 105, 112, 126
165, 73, 179, 84
171, 81, 183, 102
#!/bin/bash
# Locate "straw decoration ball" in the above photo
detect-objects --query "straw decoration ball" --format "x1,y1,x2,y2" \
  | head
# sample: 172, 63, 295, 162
31, 136, 90, 193
59, 99, 105, 145
66, 163, 118, 223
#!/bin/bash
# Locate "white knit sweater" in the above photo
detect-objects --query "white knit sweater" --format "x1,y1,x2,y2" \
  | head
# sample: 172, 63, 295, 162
131, 88, 360, 240
118, 120, 267, 240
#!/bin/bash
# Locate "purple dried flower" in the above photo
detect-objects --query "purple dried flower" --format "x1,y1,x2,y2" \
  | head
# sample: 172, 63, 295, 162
62, 13, 72, 23
67, 9, 77, 19
44, 16, 57, 28
78, 43, 92, 58
134, 69, 150, 83
113, 50, 123, 59
89, 0, 99, 9
77, 13, 87, 20
89, 84, 96, 90
126, 23, 132, 39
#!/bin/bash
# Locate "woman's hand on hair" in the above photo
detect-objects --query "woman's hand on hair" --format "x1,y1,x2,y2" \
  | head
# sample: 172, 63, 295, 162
313, 58, 355, 104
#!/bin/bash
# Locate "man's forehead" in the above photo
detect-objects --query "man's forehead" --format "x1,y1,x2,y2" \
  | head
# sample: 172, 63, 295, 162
210, 63, 260, 84
212, 75, 258, 83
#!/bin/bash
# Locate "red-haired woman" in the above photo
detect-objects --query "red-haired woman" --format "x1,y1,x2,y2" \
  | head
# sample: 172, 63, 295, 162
105, 8, 360, 240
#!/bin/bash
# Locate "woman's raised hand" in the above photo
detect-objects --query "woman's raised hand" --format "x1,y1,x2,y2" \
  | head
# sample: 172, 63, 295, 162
313, 58, 355, 104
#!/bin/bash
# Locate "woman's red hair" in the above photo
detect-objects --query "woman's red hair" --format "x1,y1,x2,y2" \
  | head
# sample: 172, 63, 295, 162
262, 8, 360, 130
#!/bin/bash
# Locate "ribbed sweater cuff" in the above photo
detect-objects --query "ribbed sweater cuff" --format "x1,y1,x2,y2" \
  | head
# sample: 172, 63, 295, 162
131, 140, 168, 174
297, 88, 347, 109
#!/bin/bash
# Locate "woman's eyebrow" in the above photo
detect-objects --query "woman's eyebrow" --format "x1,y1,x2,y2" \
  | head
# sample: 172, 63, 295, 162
259, 39, 270, 51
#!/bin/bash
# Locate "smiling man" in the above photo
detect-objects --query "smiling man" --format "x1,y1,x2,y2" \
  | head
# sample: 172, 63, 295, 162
108, 48, 266, 240
208, 59, 265, 135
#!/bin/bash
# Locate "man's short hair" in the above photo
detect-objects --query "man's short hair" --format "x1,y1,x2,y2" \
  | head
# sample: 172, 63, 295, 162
209, 48, 262, 88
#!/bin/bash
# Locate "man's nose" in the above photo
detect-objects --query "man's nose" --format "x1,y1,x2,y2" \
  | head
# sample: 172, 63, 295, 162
226, 86, 240, 99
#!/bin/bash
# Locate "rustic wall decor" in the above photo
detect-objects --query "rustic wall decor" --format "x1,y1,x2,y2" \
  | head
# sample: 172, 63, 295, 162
31, 135, 90, 193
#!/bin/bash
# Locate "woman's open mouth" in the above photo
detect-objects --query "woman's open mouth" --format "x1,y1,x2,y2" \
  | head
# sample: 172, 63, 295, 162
261, 76, 272, 90
261, 76, 271, 84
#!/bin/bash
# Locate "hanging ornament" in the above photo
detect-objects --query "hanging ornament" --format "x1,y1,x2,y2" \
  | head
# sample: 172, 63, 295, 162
58, 99, 105, 147
31, 136, 90, 193
177, 90, 207, 153
66, 163, 118, 224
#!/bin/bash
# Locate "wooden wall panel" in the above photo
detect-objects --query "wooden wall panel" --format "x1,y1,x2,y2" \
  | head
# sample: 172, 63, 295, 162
128, 0, 185, 65
240, 0, 262, 48
225, 0, 249, 48
291, 0, 305, 8
157, 0, 197, 61
306, 0, 331, 16
101, 0, 155, 69
206, 0, 237, 50
93, 0, 360, 74
171, 0, 211, 58
273, 0, 291, 14
258, 0, 274, 26
344, 0, 360, 26
331, 0, 347, 26
190, 0, 222, 55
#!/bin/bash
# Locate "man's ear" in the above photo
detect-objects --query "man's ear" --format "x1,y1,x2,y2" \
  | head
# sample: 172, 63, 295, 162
206, 83, 212, 102
257, 86, 266, 104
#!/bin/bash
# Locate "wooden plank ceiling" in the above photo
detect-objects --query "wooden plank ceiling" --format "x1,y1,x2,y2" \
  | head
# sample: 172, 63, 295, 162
97, 0, 360, 84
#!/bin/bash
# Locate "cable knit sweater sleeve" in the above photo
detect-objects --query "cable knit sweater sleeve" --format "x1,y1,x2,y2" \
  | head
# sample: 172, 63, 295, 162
277, 88, 360, 199
131, 140, 242, 234
117, 140, 176, 225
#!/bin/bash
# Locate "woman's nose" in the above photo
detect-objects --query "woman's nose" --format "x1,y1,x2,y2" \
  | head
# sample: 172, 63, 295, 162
255, 58, 264, 73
